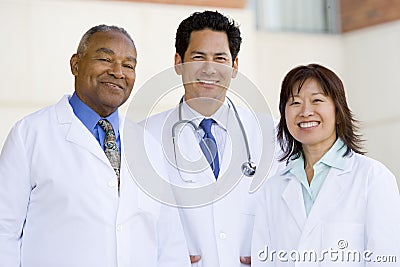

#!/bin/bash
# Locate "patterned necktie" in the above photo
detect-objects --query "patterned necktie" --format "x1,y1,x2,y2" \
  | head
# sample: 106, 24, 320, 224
98, 119, 121, 191
199, 118, 220, 179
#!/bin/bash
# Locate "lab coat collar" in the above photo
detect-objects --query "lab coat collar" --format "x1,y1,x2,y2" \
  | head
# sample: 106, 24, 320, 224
55, 95, 113, 167
280, 167, 347, 241
177, 98, 232, 184
299, 167, 345, 241
282, 176, 308, 231
279, 138, 351, 176
280, 149, 355, 240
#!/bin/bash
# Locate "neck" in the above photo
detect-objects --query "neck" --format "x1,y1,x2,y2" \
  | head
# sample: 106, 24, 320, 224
185, 97, 223, 117
302, 140, 335, 170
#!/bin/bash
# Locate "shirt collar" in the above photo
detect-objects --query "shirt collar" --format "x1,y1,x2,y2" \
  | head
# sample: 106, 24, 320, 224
286, 155, 308, 187
318, 138, 347, 170
283, 138, 348, 175
69, 92, 120, 134
181, 98, 230, 131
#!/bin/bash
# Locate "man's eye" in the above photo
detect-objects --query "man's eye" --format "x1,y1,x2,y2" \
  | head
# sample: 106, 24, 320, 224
124, 64, 135, 70
98, 58, 111, 62
215, 57, 227, 62
192, 56, 204, 60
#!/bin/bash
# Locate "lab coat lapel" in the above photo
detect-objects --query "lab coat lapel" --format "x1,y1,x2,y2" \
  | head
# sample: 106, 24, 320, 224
219, 131, 232, 178
218, 113, 233, 178
55, 96, 110, 166
175, 121, 215, 184
300, 165, 351, 240
282, 175, 307, 232
218, 108, 246, 179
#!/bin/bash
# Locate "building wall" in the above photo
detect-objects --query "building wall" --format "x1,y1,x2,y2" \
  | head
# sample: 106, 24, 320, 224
0, 0, 399, 186
0, 0, 255, 146
341, 20, 400, 184
119, 0, 246, 8
340, 0, 400, 32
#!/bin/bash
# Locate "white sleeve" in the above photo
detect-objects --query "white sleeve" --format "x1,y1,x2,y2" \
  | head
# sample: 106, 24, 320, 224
140, 124, 190, 267
157, 202, 190, 267
365, 161, 400, 266
0, 122, 31, 267
251, 185, 274, 267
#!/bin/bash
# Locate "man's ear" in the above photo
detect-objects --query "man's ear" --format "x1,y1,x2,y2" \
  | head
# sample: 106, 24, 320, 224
174, 53, 183, 75
232, 57, 239, 78
70, 54, 79, 76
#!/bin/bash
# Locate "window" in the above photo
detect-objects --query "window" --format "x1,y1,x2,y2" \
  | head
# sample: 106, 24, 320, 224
250, 0, 340, 33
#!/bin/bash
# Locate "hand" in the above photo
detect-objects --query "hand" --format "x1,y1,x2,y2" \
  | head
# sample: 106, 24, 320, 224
240, 256, 251, 265
190, 255, 201, 263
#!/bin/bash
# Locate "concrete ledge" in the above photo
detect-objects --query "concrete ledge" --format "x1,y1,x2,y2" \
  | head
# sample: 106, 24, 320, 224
119, 0, 247, 9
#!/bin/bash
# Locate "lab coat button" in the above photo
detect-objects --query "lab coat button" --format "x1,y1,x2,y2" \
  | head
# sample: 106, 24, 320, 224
116, 224, 122, 232
108, 180, 117, 188
219, 232, 227, 239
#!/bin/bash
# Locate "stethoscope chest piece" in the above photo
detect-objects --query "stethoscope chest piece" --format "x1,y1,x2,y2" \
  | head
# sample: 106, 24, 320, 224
241, 161, 257, 177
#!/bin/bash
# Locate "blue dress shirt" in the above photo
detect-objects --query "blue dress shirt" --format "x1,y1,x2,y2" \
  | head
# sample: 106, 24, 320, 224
68, 92, 121, 152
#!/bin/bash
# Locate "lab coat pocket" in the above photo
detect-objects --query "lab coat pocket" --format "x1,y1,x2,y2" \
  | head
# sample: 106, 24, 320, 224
322, 222, 364, 266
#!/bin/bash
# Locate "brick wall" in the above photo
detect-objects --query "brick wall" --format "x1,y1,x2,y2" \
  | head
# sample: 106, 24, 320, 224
341, 0, 400, 32
120, 0, 246, 9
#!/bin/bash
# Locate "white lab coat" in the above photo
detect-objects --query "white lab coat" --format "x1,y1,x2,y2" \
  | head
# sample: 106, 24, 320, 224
251, 152, 400, 267
0, 95, 190, 267
143, 102, 280, 267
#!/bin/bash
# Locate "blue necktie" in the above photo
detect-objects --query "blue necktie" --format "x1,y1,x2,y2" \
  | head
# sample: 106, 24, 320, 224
199, 118, 220, 179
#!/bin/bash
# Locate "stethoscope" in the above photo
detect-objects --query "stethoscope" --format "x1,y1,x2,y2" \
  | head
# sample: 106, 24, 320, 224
171, 96, 256, 177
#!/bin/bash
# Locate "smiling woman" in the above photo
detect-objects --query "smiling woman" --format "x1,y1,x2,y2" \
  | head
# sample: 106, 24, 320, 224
251, 63, 400, 267
284, 78, 338, 164
277, 63, 364, 167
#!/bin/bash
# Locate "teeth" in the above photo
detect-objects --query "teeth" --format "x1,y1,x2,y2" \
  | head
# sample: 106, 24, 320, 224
105, 82, 120, 88
199, 80, 216, 84
299, 121, 319, 128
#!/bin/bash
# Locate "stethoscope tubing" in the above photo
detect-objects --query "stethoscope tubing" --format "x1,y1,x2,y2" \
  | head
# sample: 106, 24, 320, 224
172, 96, 253, 169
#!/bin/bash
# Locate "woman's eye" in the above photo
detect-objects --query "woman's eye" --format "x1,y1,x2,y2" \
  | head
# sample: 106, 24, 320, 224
289, 101, 300, 106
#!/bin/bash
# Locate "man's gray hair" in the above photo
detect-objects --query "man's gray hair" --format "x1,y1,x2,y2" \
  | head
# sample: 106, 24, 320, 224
76, 24, 135, 57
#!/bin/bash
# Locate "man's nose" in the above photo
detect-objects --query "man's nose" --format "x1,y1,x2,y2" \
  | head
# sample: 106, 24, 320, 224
201, 61, 217, 75
108, 62, 124, 79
